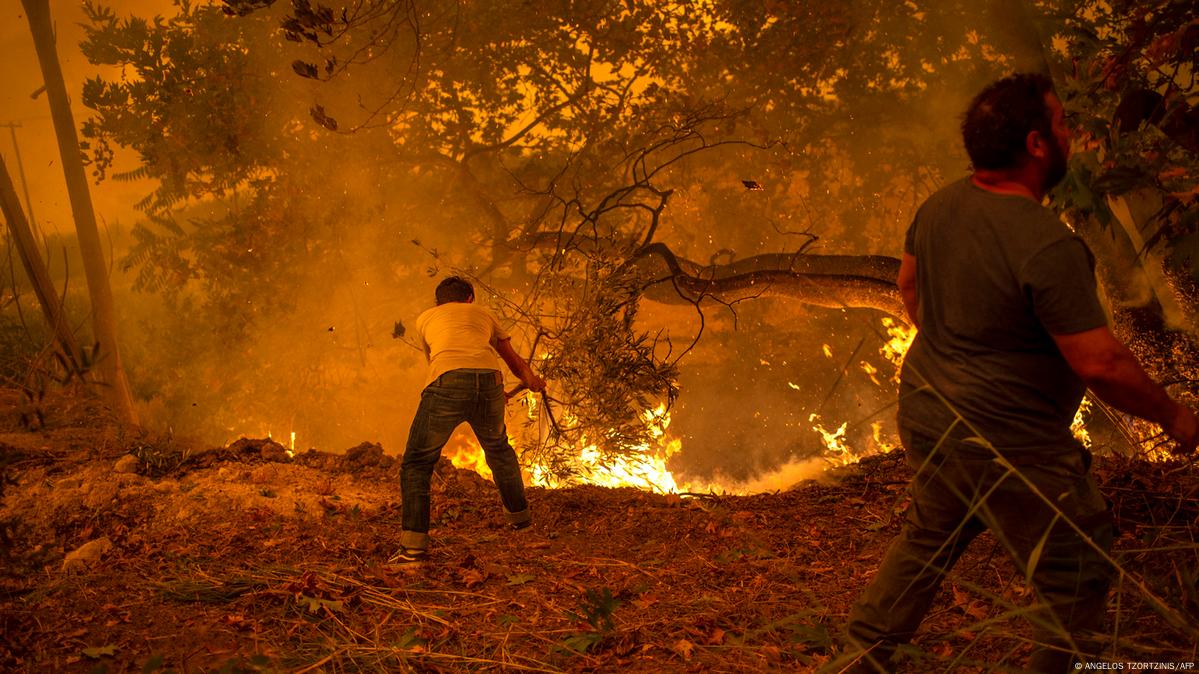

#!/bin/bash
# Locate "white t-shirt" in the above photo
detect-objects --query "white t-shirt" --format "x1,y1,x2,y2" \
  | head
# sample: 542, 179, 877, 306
414, 302, 509, 386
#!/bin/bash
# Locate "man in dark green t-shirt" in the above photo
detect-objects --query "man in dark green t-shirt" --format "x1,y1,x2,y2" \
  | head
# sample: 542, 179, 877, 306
843, 74, 1199, 673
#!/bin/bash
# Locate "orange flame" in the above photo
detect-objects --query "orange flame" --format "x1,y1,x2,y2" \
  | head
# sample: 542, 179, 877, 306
445, 402, 685, 493
879, 317, 916, 369
802, 318, 915, 469
529, 403, 684, 493
1071, 397, 1092, 450
445, 439, 494, 480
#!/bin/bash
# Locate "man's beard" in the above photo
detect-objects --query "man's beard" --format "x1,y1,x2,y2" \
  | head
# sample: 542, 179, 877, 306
1043, 139, 1068, 191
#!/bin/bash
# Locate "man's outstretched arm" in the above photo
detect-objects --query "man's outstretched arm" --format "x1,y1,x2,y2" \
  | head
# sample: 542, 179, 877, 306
1054, 326, 1199, 453
495, 338, 546, 392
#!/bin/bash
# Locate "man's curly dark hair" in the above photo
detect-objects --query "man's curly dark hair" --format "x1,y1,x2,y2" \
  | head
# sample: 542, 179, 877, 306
435, 276, 474, 305
961, 73, 1056, 171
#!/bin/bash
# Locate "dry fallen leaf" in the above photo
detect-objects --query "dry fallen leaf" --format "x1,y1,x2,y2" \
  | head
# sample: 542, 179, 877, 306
632, 595, 658, 610
460, 568, 487, 588
220, 614, 252, 630
671, 639, 695, 660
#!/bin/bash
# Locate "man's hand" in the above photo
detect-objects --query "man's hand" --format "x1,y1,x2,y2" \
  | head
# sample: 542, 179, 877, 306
524, 373, 547, 393
495, 338, 547, 394
1164, 403, 1199, 456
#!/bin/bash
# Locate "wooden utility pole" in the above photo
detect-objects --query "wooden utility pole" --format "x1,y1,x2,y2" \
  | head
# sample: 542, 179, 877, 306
21, 0, 138, 425
0, 122, 39, 234
0, 155, 86, 375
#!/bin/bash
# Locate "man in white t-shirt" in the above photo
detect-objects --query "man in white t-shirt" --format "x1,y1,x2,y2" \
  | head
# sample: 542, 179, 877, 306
391, 276, 546, 569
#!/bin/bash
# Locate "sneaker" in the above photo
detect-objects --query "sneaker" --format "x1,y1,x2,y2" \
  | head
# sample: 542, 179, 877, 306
386, 546, 428, 569
505, 508, 532, 530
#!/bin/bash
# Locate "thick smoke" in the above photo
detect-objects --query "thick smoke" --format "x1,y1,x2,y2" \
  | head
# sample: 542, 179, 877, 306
3, 0, 1117, 490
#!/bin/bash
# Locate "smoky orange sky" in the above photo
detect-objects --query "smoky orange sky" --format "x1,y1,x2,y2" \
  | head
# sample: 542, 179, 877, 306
2, 0, 171, 236
2, 0, 1120, 492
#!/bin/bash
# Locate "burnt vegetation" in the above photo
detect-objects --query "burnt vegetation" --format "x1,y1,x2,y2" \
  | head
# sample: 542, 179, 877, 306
2, 0, 1199, 671
0, 396, 1198, 672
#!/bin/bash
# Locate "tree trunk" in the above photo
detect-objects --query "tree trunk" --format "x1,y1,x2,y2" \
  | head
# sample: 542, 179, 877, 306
516, 233, 906, 318
630, 243, 905, 318
0, 156, 86, 375
21, 0, 138, 425
520, 217, 1191, 369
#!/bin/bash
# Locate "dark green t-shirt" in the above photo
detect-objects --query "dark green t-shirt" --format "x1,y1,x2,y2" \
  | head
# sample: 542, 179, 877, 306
898, 178, 1108, 455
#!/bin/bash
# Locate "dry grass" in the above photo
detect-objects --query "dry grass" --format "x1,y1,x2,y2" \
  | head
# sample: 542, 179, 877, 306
0, 390, 1197, 672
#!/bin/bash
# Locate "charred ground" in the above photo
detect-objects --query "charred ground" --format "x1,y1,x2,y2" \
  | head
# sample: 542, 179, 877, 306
0, 388, 1196, 673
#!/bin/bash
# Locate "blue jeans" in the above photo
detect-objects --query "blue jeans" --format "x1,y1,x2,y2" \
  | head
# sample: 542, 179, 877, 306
400, 369, 530, 549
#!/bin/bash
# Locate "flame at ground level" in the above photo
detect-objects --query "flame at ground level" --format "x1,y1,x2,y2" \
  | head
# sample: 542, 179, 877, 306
445, 442, 495, 480
529, 438, 684, 493
240, 321, 1154, 495
526, 404, 683, 492
446, 403, 684, 493
445, 430, 886, 495
442, 397, 895, 494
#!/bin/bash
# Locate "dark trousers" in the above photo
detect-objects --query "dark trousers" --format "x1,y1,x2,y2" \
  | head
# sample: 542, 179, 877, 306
846, 430, 1113, 673
400, 368, 530, 549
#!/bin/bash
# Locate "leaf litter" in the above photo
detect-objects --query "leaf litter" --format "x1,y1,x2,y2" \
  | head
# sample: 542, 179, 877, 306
0, 386, 1197, 672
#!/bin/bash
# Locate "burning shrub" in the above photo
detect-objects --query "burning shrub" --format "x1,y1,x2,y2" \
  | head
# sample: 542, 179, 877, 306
506, 259, 679, 484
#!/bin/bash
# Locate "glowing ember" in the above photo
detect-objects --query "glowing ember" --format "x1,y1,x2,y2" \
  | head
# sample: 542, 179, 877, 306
859, 361, 882, 386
